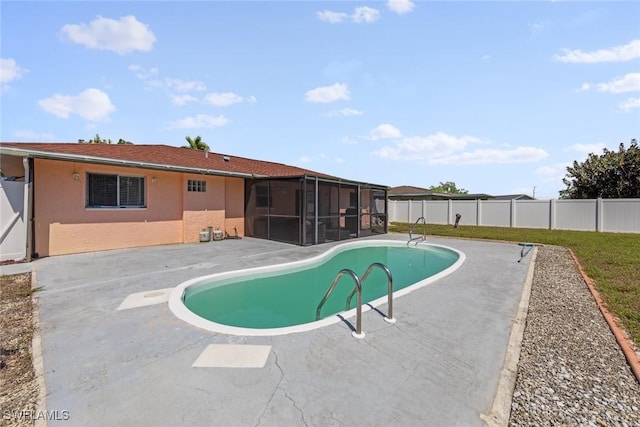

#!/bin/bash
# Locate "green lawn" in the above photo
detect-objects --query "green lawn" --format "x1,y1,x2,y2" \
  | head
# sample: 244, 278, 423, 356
389, 222, 640, 347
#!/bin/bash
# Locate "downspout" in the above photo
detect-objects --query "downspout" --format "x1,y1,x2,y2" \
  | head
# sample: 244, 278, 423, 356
23, 157, 35, 261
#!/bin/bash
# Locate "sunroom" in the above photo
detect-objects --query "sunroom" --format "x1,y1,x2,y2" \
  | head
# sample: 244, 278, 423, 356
245, 176, 388, 245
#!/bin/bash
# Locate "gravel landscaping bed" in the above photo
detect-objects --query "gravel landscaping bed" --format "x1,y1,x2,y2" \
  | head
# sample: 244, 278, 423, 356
510, 246, 640, 426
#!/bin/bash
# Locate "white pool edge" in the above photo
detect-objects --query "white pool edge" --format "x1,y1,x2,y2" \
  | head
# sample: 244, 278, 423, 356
168, 239, 466, 336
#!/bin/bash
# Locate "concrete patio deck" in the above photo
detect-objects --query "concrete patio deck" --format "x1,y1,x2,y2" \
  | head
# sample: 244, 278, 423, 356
28, 234, 533, 426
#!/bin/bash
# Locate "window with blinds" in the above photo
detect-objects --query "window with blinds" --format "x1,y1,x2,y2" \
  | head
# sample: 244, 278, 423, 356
86, 173, 145, 208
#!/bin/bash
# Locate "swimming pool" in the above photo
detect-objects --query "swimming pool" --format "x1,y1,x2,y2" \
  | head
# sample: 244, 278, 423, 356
169, 240, 465, 336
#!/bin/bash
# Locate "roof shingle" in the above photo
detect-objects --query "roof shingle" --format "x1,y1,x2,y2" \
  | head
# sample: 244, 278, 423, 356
0, 143, 335, 179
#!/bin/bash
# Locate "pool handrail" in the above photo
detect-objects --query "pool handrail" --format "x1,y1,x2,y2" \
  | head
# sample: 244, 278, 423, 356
346, 262, 395, 324
316, 268, 364, 338
408, 216, 426, 246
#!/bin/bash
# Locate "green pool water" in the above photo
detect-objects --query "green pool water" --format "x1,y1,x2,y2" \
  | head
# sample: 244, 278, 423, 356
183, 244, 460, 329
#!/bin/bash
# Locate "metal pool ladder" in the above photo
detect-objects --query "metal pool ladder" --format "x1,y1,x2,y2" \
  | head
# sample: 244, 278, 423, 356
346, 263, 395, 325
315, 263, 395, 339
408, 216, 426, 245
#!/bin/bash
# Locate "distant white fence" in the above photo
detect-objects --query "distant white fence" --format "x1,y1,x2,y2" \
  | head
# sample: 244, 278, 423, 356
0, 180, 26, 261
389, 198, 640, 234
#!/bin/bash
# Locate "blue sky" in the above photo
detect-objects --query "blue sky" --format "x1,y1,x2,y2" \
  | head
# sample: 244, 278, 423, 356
1, 1, 639, 199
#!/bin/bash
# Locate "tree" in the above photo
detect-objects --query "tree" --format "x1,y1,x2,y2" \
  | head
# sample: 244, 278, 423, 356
183, 135, 209, 151
78, 135, 133, 144
560, 139, 639, 199
429, 181, 468, 194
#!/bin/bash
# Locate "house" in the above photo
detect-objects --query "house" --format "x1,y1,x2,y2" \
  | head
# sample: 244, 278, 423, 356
388, 186, 534, 201
0, 143, 388, 260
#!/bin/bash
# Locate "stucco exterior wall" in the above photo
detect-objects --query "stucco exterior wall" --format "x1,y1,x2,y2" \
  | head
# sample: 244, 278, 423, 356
182, 174, 226, 243
224, 177, 244, 236
33, 158, 248, 256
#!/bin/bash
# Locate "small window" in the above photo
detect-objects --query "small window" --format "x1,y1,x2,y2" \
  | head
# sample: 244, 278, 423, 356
188, 179, 206, 192
86, 173, 145, 208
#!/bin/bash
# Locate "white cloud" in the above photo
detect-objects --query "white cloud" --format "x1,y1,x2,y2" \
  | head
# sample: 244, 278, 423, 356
481, 54, 491, 61
305, 83, 350, 103
555, 39, 640, 63
353, 7, 380, 23
163, 77, 206, 92
60, 15, 156, 54
566, 143, 606, 155
536, 164, 565, 177
203, 92, 246, 107
575, 82, 592, 92
128, 64, 158, 80
596, 73, 640, 94
0, 58, 28, 83
619, 97, 640, 112
326, 108, 363, 117
369, 124, 402, 140
342, 136, 359, 145
536, 163, 571, 185
38, 88, 116, 121
335, 157, 345, 164
167, 114, 229, 129
317, 7, 380, 24
429, 147, 548, 165
14, 130, 56, 141
299, 156, 311, 163
316, 10, 350, 23
387, 0, 415, 15
371, 130, 545, 165
171, 94, 198, 106
373, 131, 480, 160
529, 20, 548, 31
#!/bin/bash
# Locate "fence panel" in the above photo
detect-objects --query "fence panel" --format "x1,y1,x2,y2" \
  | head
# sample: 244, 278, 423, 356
481, 200, 511, 227
426, 201, 449, 224
515, 200, 551, 229
602, 199, 640, 233
409, 200, 424, 223
0, 180, 26, 261
451, 201, 478, 226
555, 200, 597, 231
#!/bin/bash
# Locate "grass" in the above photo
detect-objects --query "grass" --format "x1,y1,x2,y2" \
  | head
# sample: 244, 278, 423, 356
389, 222, 640, 348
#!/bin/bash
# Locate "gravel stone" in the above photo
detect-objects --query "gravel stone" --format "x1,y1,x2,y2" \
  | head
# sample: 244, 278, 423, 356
509, 245, 640, 426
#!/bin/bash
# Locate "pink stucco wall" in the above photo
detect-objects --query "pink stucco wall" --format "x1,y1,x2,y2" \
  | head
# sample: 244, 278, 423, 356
34, 158, 245, 256
225, 178, 244, 236
182, 174, 226, 243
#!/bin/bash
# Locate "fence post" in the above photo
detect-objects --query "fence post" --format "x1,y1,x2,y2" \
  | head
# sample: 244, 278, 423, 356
596, 197, 603, 232
510, 199, 516, 228
448, 199, 453, 225
549, 199, 556, 230
476, 199, 481, 226
422, 199, 426, 220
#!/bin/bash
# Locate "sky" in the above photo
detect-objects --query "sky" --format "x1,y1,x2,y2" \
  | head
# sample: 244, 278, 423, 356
1, 1, 639, 199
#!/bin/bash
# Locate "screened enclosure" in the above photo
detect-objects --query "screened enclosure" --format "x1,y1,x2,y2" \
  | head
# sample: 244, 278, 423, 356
245, 176, 387, 245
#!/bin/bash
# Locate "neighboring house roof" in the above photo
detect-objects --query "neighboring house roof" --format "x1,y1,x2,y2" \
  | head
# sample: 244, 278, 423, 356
0, 142, 359, 182
492, 194, 535, 200
388, 186, 533, 200
388, 185, 432, 197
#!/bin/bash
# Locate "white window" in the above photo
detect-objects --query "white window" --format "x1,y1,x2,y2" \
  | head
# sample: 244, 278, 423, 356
188, 179, 206, 192
86, 173, 146, 208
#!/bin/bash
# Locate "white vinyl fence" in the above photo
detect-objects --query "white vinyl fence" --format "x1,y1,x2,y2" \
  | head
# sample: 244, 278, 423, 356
0, 180, 27, 261
389, 198, 640, 234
